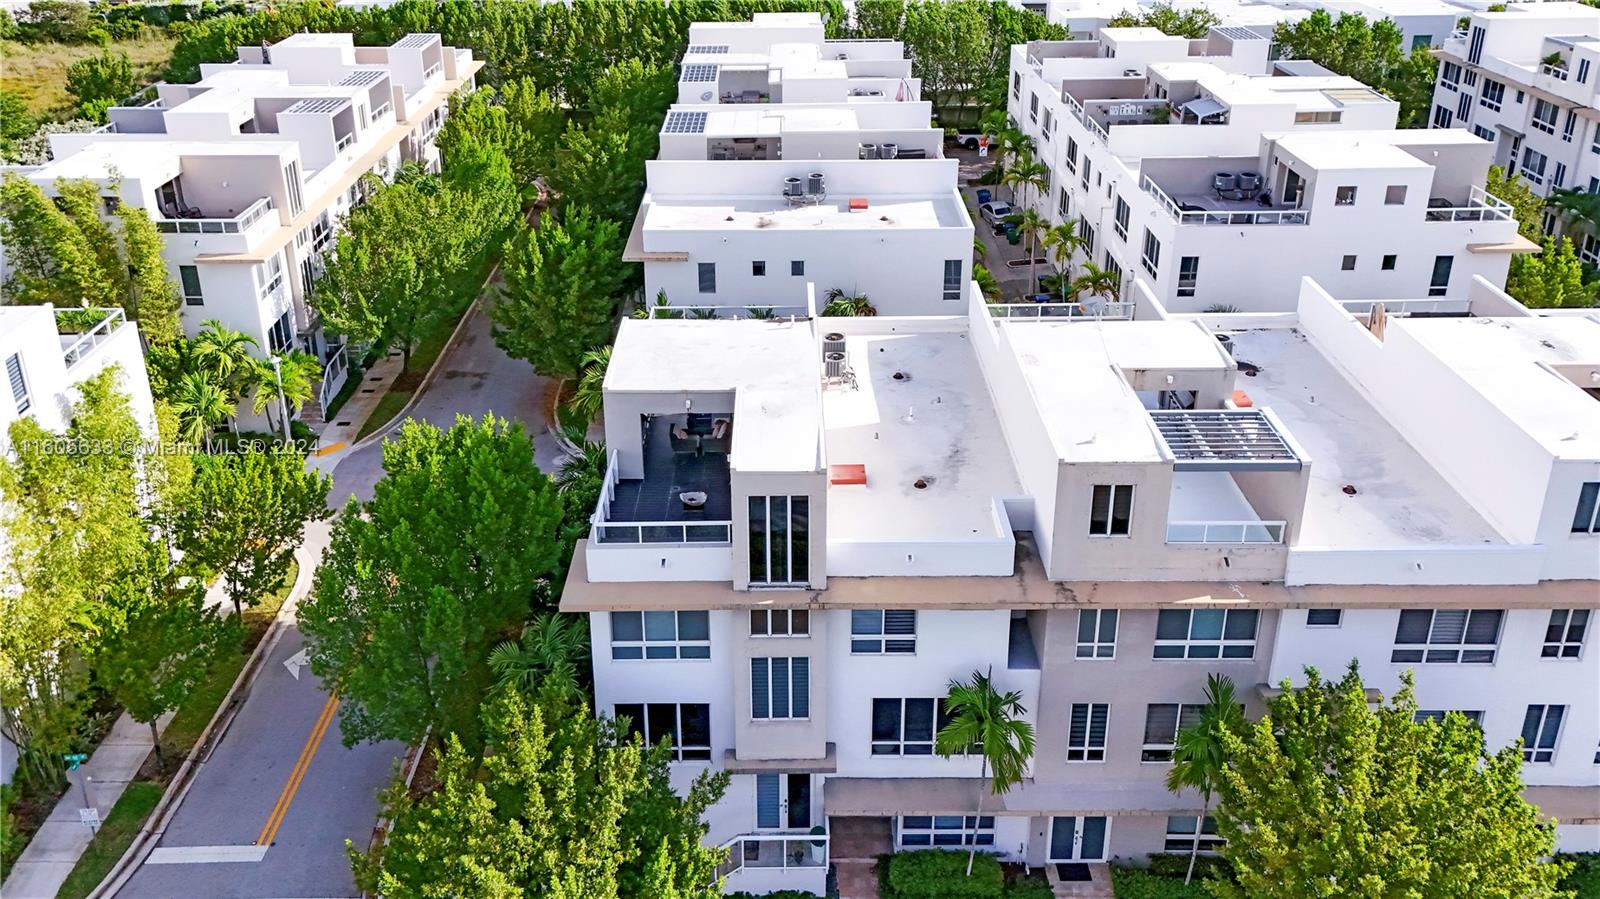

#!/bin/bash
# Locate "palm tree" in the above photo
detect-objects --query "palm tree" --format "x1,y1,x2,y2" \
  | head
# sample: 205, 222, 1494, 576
1547, 186, 1600, 234
821, 288, 876, 317
192, 320, 258, 387
1071, 263, 1121, 307
488, 613, 590, 697
972, 234, 987, 264
566, 346, 610, 426
1014, 208, 1049, 296
1166, 673, 1245, 884
1040, 223, 1086, 301
1003, 150, 1049, 210
745, 307, 776, 319
169, 371, 230, 444
247, 351, 320, 433
935, 667, 1035, 877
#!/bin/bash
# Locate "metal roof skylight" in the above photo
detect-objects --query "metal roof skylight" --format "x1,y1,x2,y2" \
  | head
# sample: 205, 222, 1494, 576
1149, 409, 1302, 471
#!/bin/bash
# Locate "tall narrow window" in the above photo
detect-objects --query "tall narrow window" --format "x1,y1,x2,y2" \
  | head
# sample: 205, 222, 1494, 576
6, 353, 29, 414
1575, 482, 1600, 533
1521, 705, 1565, 762
180, 265, 204, 305
284, 161, 304, 216
1428, 255, 1453, 297
748, 496, 809, 586
1141, 229, 1160, 277
1177, 256, 1199, 297
1089, 484, 1133, 536
1029, 91, 1040, 122
1113, 196, 1129, 241
698, 262, 717, 294
751, 656, 808, 719
1064, 137, 1078, 174
1067, 703, 1109, 761
1076, 609, 1117, 658
943, 259, 963, 301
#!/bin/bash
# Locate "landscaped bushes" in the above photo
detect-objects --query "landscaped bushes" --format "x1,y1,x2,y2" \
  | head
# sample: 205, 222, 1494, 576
725, 891, 822, 899
1144, 852, 1233, 883
881, 850, 1005, 899
1110, 867, 1212, 899
1556, 852, 1600, 898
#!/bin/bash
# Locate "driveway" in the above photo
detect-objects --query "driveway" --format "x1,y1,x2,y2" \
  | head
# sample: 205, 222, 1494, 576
116, 299, 559, 899
947, 144, 1053, 302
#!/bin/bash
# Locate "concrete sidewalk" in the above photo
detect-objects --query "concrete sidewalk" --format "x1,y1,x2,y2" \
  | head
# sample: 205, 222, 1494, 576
2, 712, 172, 899
309, 348, 406, 458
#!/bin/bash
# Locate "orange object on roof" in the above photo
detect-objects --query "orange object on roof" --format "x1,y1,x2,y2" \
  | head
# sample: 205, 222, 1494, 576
1232, 390, 1254, 408
830, 463, 867, 485
849, 197, 869, 210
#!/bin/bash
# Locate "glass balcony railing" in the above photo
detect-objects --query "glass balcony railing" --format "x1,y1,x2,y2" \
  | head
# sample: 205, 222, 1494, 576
154, 196, 275, 234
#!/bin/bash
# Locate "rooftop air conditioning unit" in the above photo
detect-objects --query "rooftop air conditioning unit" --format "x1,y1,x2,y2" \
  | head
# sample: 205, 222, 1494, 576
825, 351, 848, 379
880, 142, 899, 159
807, 172, 826, 197
858, 142, 878, 159
823, 332, 846, 356
783, 176, 803, 198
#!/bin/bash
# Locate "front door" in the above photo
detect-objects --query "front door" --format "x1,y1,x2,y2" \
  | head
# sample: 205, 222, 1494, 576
756, 773, 811, 830
1049, 815, 1109, 862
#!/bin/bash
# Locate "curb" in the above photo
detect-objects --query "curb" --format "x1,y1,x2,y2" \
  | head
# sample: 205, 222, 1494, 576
86, 544, 319, 899
357, 728, 431, 899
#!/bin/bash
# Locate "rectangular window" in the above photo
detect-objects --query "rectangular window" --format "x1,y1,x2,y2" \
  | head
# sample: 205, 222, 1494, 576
698, 262, 717, 294
1306, 609, 1342, 627
1473, 124, 1495, 142
1065, 137, 1078, 175
5, 353, 29, 414
791, 260, 805, 276
1142, 703, 1202, 762
267, 310, 293, 353
1428, 255, 1452, 297
943, 259, 963, 302
752, 260, 766, 277
1177, 256, 1199, 297
1013, 72, 1021, 99
1521, 705, 1565, 762
1030, 91, 1039, 122
1521, 148, 1549, 187
1042, 108, 1054, 140
1563, 111, 1579, 143
1076, 609, 1117, 659
1479, 77, 1504, 112
1542, 610, 1589, 659
1341, 254, 1357, 271
750, 608, 809, 637
871, 697, 953, 755
1088, 484, 1133, 536
1154, 609, 1259, 659
1165, 815, 1223, 852
1384, 185, 1407, 205
1080, 156, 1092, 191
1531, 98, 1558, 135
610, 610, 710, 660
852, 609, 916, 654
1334, 185, 1357, 206
899, 815, 994, 847
1575, 482, 1600, 532
1078, 217, 1096, 255
614, 702, 711, 760
180, 265, 204, 305
1113, 196, 1129, 241
748, 495, 809, 586
1140, 228, 1160, 277
1580, 58, 1592, 83
1414, 709, 1484, 725
1381, 254, 1397, 271
1067, 703, 1109, 762
1554, 162, 1568, 189
1059, 185, 1070, 217
1440, 61, 1461, 90
1391, 609, 1502, 664
1467, 26, 1484, 64
1456, 90, 1472, 123
1432, 104, 1454, 129
284, 161, 304, 216
751, 656, 809, 719
1102, 253, 1123, 289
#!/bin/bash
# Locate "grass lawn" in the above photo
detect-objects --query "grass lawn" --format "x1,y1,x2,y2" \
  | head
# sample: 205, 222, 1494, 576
53, 782, 163, 899
0, 34, 176, 116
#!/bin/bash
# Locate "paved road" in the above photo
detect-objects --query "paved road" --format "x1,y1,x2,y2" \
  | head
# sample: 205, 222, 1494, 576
116, 300, 557, 899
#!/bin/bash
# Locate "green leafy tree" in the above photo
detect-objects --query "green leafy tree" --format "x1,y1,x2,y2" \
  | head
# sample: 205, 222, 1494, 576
1108, 3, 1221, 38
1014, 207, 1049, 293
438, 79, 565, 198
548, 121, 652, 224
1041, 222, 1086, 299
180, 449, 331, 616
1487, 163, 1545, 241
65, 50, 137, 120
492, 207, 629, 378
1548, 186, 1600, 235
935, 667, 1036, 877
299, 416, 563, 754
353, 686, 729, 898
1072, 262, 1122, 303
488, 612, 589, 697
1165, 673, 1245, 884
246, 351, 322, 433
1212, 664, 1570, 898
1273, 11, 1435, 126
565, 345, 610, 425
1506, 237, 1596, 309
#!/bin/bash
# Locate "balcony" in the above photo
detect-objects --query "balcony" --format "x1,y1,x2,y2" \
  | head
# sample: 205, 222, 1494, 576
57, 308, 126, 370
1144, 176, 1309, 226
1424, 185, 1514, 223
715, 832, 828, 895
1167, 520, 1286, 544
986, 301, 1134, 320
423, 61, 443, 81
154, 196, 275, 235
335, 131, 356, 153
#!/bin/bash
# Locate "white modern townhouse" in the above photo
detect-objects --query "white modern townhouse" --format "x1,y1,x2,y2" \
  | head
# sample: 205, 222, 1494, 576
626, 13, 975, 316
1430, 2, 1600, 262
7, 32, 482, 420
562, 275, 1600, 894
1006, 26, 1530, 314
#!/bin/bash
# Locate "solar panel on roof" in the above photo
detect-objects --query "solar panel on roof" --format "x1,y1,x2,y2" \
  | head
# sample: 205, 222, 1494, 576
1214, 25, 1266, 41
663, 111, 708, 133
681, 63, 719, 83
686, 44, 730, 54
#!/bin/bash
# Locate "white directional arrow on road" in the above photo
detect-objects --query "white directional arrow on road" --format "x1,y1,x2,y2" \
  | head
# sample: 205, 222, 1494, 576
283, 648, 309, 681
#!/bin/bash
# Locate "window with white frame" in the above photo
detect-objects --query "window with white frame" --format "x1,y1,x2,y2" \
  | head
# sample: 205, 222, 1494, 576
1414, 709, 1484, 725
6, 353, 29, 415
1067, 703, 1109, 761
1563, 110, 1579, 143
1429, 255, 1453, 297
1177, 256, 1199, 297
1542, 610, 1589, 659
1456, 90, 1472, 123
1520, 147, 1548, 186
899, 815, 994, 847
1554, 162, 1568, 189
1076, 609, 1117, 658
1142, 703, 1202, 761
1089, 484, 1133, 536
1334, 185, 1358, 205
1574, 482, 1599, 533
1165, 815, 1223, 852
851, 609, 916, 654
614, 702, 711, 760
751, 656, 809, 719
1473, 124, 1495, 142
1479, 78, 1504, 111
943, 259, 964, 302
1042, 108, 1054, 140
1391, 609, 1502, 664
1078, 216, 1096, 255
1059, 186, 1071, 217
1141, 228, 1160, 277
750, 608, 809, 637
1432, 105, 1453, 129
1113, 195, 1129, 241
1440, 61, 1461, 90
871, 697, 951, 755
1154, 609, 1259, 659
179, 265, 204, 306
1013, 72, 1021, 99
1581, 58, 1593, 83
1531, 98, 1558, 134
610, 610, 711, 660
1306, 609, 1342, 627
1030, 91, 1040, 122
1521, 704, 1565, 762
698, 262, 716, 293
1065, 137, 1078, 174
1102, 253, 1123, 289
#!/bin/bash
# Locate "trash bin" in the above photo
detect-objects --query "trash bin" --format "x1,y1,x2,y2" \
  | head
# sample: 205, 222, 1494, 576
976, 188, 992, 205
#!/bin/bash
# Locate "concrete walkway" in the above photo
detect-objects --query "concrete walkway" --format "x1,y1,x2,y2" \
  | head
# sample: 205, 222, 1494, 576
3, 711, 173, 899
309, 348, 406, 456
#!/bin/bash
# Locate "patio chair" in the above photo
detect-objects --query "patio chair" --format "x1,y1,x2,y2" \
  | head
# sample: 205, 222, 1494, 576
669, 425, 700, 457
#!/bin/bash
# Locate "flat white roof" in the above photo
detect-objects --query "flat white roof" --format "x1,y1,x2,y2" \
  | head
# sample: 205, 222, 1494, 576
606, 318, 821, 473
1393, 315, 1600, 457
1273, 128, 1489, 170
823, 329, 1022, 541
1005, 320, 1235, 464
30, 138, 297, 180
1228, 329, 1504, 548
642, 194, 964, 232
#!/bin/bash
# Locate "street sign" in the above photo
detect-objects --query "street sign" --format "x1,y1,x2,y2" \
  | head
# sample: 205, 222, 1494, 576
63, 753, 88, 771
79, 807, 101, 829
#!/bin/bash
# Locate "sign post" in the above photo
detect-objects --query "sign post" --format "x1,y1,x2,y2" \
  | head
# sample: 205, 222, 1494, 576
64, 753, 99, 832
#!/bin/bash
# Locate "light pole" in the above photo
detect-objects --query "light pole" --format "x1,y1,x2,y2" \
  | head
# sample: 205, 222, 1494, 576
268, 355, 292, 444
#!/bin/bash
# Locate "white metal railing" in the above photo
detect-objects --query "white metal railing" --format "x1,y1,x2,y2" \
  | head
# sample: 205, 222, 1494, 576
1084, 113, 1109, 143
318, 343, 350, 411
1424, 185, 1514, 222
155, 196, 275, 234
647, 304, 808, 319
1062, 91, 1084, 121
589, 449, 732, 545
373, 100, 393, 120
1541, 63, 1570, 81
423, 61, 443, 80
60, 308, 125, 368
1167, 520, 1286, 544
1142, 175, 1309, 226
335, 132, 356, 153
1340, 298, 1471, 315
987, 301, 1133, 320
714, 833, 829, 881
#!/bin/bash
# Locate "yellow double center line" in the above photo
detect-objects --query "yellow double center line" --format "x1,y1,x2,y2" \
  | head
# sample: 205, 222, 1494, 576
255, 692, 339, 847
